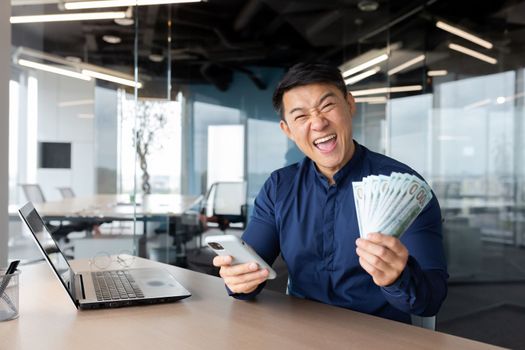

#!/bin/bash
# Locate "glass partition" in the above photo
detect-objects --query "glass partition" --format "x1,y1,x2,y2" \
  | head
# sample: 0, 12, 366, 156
7, 0, 525, 347
9, 0, 141, 261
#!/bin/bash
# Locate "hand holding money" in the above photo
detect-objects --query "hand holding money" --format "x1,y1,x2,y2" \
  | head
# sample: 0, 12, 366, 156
352, 172, 433, 238
355, 233, 408, 286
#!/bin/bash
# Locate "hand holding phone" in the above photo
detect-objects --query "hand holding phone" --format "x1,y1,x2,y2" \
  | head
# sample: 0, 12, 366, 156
205, 235, 277, 280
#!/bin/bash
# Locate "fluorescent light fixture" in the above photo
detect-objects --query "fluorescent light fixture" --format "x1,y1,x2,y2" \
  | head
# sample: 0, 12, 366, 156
77, 113, 95, 119
82, 69, 142, 88
448, 43, 497, 65
494, 92, 525, 105
59, 99, 95, 107
464, 98, 491, 110
342, 53, 388, 78
354, 96, 387, 104
351, 85, 423, 96
18, 59, 92, 81
344, 67, 380, 85
10, 11, 126, 23
102, 35, 122, 44
496, 96, 506, 104
64, 0, 202, 10
114, 17, 134, 26
464, 93, 525, 110
436, 21, 493, 49
148, 54, 165, 62
387, 54, 425, 76
437, 135, 470, 141
65, 56, 82, 63
428, 70, 448, 77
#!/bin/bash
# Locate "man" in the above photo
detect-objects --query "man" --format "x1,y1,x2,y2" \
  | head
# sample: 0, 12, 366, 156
213, 62, 448, 324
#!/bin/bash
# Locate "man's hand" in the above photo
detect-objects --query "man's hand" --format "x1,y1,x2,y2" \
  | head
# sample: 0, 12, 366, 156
355, 233, 408, 287
213, 255, 270, 294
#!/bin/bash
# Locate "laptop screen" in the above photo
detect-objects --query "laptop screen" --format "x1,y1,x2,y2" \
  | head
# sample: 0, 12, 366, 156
19, 202, 77, 305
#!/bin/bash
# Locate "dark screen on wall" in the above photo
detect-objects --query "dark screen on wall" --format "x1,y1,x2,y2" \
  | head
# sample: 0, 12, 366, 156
39, 142, 71, 169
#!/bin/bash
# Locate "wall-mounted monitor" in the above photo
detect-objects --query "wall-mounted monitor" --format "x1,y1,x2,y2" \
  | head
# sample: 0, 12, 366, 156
39, 142, 71, 169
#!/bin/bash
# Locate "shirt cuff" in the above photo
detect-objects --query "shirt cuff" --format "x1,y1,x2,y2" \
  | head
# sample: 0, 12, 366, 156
226, 282, 266, 300
381, 264, 411, 295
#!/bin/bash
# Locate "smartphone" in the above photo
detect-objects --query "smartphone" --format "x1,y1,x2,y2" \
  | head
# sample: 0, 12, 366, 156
205, 234, 277, 279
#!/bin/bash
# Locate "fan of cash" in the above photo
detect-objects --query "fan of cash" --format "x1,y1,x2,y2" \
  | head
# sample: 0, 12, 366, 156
352, 172, 433, 239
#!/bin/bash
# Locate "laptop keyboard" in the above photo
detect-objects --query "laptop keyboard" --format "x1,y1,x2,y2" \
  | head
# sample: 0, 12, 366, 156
92, 270, 145, 301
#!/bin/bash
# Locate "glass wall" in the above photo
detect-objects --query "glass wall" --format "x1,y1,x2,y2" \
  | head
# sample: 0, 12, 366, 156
8, 0, 180, 262
7, 0, 525, 347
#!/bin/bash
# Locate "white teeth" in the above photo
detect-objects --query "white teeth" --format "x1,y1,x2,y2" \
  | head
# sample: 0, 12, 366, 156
314, 134, 336, 145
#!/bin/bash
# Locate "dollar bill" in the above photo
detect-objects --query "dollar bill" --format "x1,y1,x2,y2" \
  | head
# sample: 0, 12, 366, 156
352, 181, 365, 237
376, 175, 422, 232
351, 172, 434, 239
381, 184, 432, 237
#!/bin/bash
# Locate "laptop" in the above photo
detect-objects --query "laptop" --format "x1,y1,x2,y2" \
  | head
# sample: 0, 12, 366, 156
19, 202, 191, 309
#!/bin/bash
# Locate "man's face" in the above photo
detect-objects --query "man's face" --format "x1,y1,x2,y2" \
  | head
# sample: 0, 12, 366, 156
279, 83, 356, 179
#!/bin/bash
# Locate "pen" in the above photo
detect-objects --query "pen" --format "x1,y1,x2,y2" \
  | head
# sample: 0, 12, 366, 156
0, 260, 20, 314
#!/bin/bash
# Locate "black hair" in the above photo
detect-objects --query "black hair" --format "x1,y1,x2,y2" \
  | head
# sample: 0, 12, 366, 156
272, 62, 348, 120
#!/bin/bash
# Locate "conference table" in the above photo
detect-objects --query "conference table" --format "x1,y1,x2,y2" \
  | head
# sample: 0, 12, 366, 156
31, 194, 202, 221
12, 194, 202, 258
0, 257, 502, 350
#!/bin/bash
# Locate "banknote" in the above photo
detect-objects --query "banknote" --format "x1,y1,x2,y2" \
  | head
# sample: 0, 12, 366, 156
352, 172, 433, 238
352, 181, 365, 237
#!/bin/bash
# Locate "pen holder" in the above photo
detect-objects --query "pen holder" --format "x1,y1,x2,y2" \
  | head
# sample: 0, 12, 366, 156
0, 269, 20, 321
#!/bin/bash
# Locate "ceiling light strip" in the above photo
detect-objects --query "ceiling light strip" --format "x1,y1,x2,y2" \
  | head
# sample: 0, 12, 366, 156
342, 53, 388, 78
464, 98, 491, 110
15, 46, 137, 83
10, 11, 126, 23
448, 43, 497, 65
354, 96, 387, 104
59, 99, 95, 107
387, 54, 425, 76
436, 21, 493, 49
351, 85, 423, 97
344, 67, 380, 85
64, 0, 202, 10
82, 69, 142, 88
18, 59, 92, 81
427, 70, 448, 77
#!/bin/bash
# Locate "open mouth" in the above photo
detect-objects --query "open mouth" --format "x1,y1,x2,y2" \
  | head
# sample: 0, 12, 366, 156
313, 134, 337, 152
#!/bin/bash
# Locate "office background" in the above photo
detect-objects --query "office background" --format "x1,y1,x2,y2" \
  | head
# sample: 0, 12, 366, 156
2, 0, 525, 348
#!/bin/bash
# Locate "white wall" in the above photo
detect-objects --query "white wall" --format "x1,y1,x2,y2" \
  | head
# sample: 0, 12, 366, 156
0, 0, 11, 266
31, 71, 95, 201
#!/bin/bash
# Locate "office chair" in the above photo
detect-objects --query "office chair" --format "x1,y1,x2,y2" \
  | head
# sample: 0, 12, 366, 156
57, 187, 75, 199
20, 183, 93, 242
152, 196, 207, 266
203, 181, 247, 233
410, 315, 436, 331
20, 184, 46, 204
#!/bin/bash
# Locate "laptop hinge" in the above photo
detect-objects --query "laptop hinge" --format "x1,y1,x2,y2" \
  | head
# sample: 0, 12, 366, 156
73, 273, 86, 300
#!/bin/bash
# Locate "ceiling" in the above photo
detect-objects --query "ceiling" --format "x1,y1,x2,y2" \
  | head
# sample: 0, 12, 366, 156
10, 0, 525, 94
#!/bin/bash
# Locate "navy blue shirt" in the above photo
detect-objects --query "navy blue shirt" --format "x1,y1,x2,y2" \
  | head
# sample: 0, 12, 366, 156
235, 141, 448, 324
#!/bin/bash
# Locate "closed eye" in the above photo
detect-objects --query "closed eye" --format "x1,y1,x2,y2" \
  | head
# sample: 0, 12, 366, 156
321, 102, 335, 112
294, 114, 306, 121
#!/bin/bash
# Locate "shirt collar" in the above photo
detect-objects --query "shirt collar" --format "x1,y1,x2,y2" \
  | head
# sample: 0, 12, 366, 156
310, 140, 364, 188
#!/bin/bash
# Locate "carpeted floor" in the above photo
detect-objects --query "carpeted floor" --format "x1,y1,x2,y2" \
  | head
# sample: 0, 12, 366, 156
438, 304, 525, 349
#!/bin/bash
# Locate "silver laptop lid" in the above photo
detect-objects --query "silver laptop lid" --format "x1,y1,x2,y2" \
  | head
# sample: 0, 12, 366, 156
18, 202, 79, 307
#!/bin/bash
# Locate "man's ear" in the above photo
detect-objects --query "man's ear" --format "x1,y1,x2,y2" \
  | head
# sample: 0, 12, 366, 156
346, 92, 356, 117
280, 119, 294, 141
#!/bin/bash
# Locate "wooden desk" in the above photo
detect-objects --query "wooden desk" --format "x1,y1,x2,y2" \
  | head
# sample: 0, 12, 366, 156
0, 258, 501, 350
